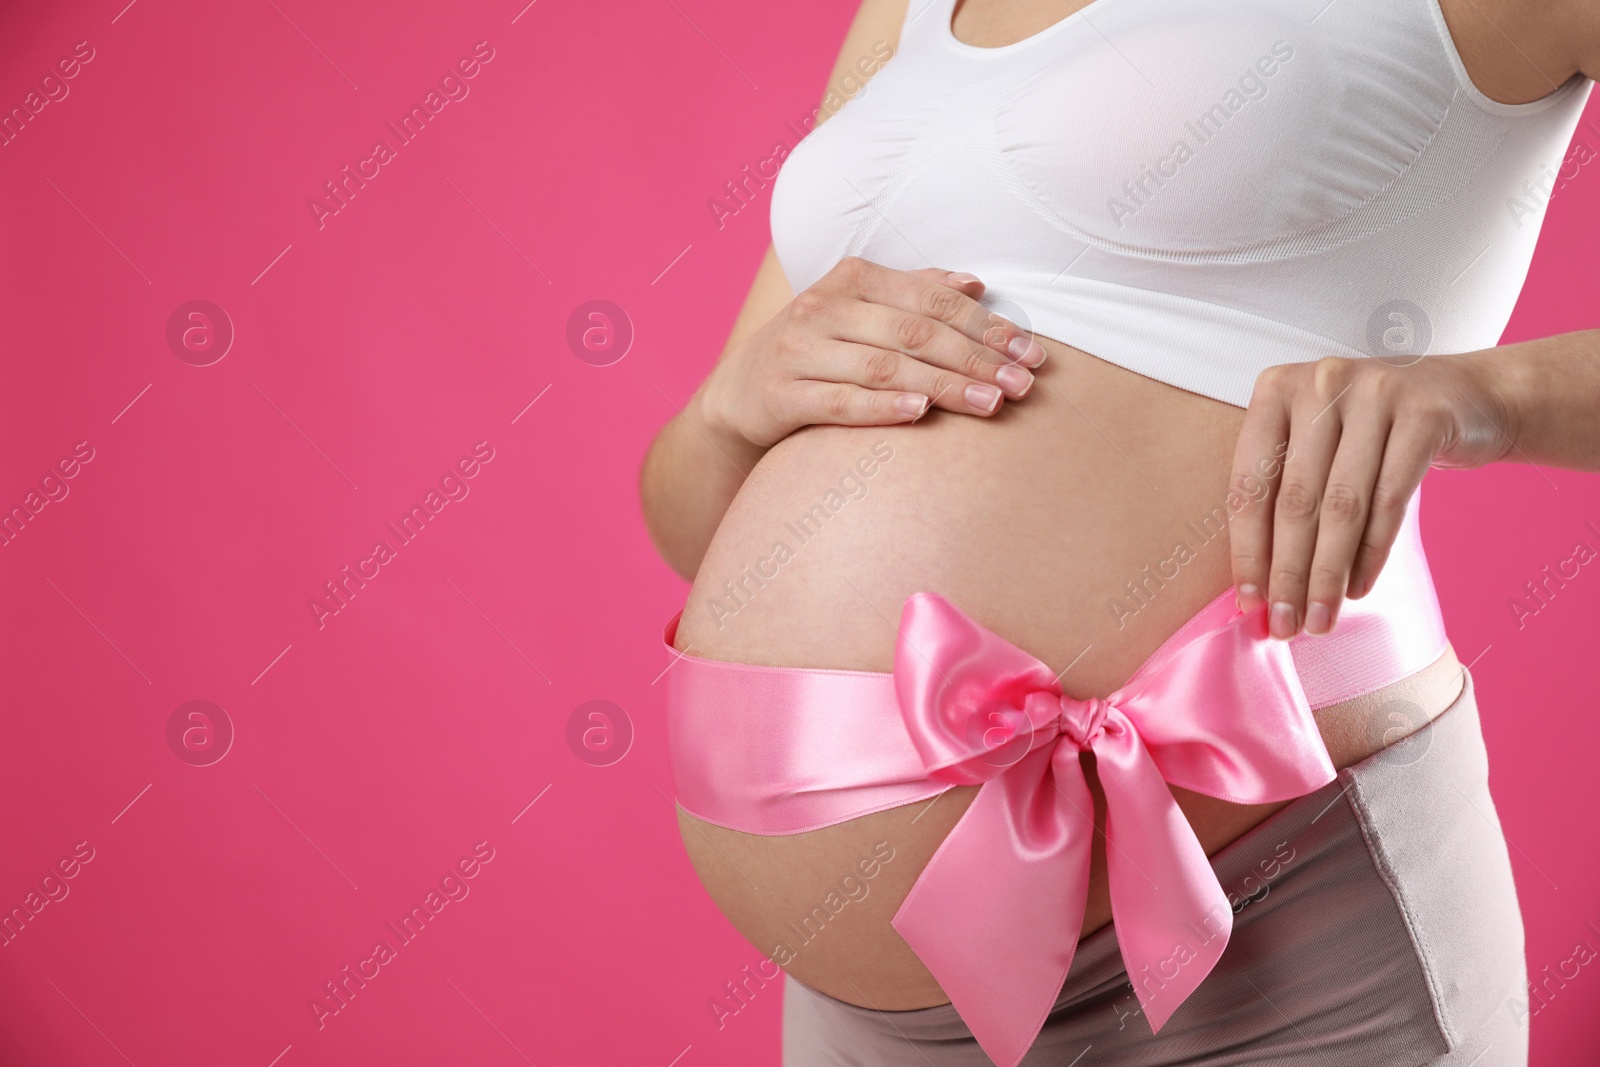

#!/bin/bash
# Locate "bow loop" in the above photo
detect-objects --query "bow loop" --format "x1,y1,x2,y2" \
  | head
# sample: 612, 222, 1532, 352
893, 593, 1067, 785
889, 591, 1336, 1067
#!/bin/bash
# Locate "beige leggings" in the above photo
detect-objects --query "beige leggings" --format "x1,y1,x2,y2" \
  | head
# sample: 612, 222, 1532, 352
783, 669, 1530, 1066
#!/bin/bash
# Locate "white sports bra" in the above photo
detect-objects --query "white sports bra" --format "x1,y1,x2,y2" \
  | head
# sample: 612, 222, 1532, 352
770, 0, 1592, 406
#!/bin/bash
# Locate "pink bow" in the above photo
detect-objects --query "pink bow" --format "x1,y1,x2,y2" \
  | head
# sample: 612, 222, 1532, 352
891, 592, 1336, 1067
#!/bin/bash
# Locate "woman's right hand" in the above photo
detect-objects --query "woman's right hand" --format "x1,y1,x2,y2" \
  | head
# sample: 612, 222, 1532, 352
698, 256, 1048, 449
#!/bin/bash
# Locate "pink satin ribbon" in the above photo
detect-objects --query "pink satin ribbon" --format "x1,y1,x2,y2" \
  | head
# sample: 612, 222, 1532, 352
889, 591, 1335, 1067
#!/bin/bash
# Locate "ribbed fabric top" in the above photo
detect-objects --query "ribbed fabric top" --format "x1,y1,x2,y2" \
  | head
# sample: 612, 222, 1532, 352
770, 0, 1592, 406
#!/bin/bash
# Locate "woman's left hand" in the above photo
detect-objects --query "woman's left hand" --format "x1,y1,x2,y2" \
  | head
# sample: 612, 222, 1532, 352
1228, 353, 1517, 639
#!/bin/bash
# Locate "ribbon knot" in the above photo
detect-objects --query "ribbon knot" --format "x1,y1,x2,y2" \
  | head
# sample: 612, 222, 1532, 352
890, 592, 1336, 1067
1058, 695, 1109, 747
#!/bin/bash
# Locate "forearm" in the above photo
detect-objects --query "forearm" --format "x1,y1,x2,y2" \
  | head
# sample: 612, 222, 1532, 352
640, 389, 767, 581
1464, 328, 1600, 471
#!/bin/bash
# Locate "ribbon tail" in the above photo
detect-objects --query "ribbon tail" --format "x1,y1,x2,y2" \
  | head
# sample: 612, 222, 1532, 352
1094, 718, 1233, 1032
891, 745, 1095, 1067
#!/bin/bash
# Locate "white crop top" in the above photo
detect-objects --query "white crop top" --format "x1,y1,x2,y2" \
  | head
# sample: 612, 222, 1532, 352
769, 0, 1592, 407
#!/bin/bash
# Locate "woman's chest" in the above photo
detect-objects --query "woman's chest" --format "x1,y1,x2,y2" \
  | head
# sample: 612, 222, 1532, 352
771, 0, 1462, 283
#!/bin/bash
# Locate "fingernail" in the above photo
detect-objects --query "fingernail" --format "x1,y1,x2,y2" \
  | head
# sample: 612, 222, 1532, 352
995, 365, 1034, 397
965, 383, 1002, 412
896, 393, 930, 418
1304, 601, 1332, 636
1236, 583, 1264, 613
948, 272, 982, 285
1006, 334, 1047, 368
1269, 602, 1298, 640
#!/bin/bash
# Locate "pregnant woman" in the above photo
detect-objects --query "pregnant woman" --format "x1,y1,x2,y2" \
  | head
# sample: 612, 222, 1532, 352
641, 0, 1600, 1063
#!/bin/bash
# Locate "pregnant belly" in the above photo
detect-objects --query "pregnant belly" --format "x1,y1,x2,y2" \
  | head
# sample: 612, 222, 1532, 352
672, 339, 1458, 1010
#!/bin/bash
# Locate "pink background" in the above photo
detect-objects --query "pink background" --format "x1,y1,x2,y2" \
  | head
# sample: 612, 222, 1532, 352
0, 1, 1596, 1064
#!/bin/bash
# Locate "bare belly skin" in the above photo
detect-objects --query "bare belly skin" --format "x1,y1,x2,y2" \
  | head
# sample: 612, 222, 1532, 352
673, 337, 1463, 1010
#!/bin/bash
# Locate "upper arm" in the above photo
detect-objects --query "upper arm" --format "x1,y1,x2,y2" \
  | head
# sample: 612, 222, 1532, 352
1561, 0, 1600, 84
717, 0, 911, 360
1438, 0, 1593, 102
